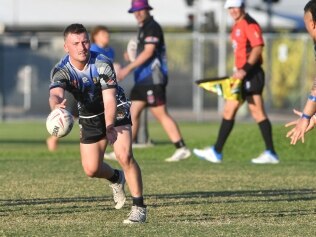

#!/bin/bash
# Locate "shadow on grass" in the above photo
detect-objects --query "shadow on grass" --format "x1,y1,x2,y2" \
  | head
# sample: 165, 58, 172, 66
1, 189, 315, 220
147, 189, 316, 206
1, 188, 315, 208
0, 196, 113, 206
0, 196, 115, 217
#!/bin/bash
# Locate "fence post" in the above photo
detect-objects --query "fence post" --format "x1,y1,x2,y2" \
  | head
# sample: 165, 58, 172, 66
0, 37, 4, 121
192, 0, 204, 121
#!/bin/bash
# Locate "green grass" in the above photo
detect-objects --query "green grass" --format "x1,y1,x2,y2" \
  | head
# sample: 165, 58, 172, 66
0, 121, 316, 237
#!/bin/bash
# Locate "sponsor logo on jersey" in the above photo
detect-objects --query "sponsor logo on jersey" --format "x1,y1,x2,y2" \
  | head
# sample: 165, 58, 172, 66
145, 36, 159, 43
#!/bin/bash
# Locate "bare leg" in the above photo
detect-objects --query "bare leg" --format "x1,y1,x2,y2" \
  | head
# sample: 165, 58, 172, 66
149, 104, 182, 143
80, 139, 115, 179
130, 100, 147, 142
136, 108, 150, 144
46, 136, 59, 152
113, 124, 143, 197
246, 94, 267, 122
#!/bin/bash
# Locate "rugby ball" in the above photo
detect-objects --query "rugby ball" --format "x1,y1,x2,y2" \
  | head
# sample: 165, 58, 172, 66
46, 108, 74, 138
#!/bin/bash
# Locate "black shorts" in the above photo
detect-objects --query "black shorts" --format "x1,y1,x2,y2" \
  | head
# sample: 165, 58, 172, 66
130, 84, 166, 107
79, 114, 131, 144
241, 66, 265, 99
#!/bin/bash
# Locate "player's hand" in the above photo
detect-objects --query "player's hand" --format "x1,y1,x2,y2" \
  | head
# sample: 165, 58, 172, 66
285, 109, 316, 132
106, 124, 117, 145
232, 69, 246, 80
117, 67, 131, 81
285, 109, 312, 145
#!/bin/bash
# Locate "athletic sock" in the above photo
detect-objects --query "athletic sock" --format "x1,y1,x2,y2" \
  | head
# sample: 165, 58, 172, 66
258, 119, 276, 154
174, 139, 186, 149
108, 169, 120, 183
132, 196, 146, 207
214, 119, 235, 153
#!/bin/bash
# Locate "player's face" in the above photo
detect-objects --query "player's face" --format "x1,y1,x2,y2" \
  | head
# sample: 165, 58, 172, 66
304, 11, 316, 42
228, 7, 245, 22
133, 9, 150, 26
64, 32, 90, 68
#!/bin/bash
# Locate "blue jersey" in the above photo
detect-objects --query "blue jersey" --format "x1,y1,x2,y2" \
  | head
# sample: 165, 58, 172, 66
134, 16, 168, 86
90, 44, 115, 62
49, 51, 129, 118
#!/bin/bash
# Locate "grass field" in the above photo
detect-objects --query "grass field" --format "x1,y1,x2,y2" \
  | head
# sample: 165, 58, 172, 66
0, 120, 316, 236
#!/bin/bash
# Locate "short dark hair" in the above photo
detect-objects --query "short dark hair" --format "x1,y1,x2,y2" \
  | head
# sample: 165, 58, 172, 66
90, 25, 110, 43
304, 0, 316, 21
63, 23, 88, 40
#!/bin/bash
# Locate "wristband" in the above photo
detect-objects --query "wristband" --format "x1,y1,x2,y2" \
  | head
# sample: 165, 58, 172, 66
301, 113, 312, 120
308, 95, 316, 102
242, 62, 253, 73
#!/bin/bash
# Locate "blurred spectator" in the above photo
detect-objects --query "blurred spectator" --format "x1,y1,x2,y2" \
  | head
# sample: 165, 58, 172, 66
117, 0, 191, 162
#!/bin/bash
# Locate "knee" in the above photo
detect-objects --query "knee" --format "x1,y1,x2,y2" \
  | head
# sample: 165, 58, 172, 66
116, 152, 134, 168
83, 166, 99, 178
250, 109, 266, 122
223, 108, 236, 120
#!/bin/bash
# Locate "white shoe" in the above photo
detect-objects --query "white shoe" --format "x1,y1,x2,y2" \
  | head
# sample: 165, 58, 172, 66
193, 146, 222, 163
251, 151, 279, 164
109, 170, 126, 209
104, 151, 117, 161
123, 205, 147, 224
165, 147, 191, 162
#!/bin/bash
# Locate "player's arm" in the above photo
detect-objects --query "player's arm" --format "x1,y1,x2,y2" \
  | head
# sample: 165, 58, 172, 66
234, 23, 264, 80
99, 60, 119, 144
102, 88, 117, 145
118, 44, 156, 81
102, 88, 117, 128
233, 45, 263, 80
246, 45, 263, 66
49, 68, 68, 110
127, 43, 155, 71
49, 87, 66, 110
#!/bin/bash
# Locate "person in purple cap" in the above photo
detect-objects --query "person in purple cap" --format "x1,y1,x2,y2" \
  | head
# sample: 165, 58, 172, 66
118, 0, 191, 162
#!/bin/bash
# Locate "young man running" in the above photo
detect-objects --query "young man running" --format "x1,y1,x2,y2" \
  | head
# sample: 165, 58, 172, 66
49, 23, 146, 223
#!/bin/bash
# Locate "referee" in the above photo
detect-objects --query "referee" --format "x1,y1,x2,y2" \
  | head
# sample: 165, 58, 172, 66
194, 0, 279, 164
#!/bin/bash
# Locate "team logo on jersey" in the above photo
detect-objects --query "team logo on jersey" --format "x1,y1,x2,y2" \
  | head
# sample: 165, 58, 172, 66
82, 77, 89, 84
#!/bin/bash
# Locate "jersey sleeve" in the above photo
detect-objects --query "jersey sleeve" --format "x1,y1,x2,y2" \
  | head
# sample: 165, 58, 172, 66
49, 67, 71, 90
95, 54, 117, 90
246, 23, 264, 47
143, 23, 162, 46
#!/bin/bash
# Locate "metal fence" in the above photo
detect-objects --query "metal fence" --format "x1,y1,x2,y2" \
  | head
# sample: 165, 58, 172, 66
0, 32, 314, 121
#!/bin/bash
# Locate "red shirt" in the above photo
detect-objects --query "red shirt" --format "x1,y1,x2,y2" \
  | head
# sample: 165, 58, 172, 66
231, 14, 264, 69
